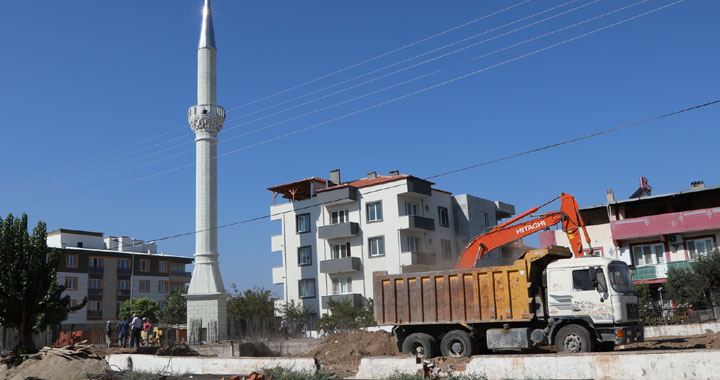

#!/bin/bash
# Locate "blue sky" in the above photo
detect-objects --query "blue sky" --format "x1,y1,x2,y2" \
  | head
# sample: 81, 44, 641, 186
1, 0, 718, 296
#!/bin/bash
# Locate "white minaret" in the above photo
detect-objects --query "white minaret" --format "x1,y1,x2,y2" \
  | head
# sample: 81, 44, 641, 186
185, 0, 227, 343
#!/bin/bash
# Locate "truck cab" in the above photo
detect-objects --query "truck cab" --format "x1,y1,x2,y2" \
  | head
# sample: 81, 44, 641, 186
545, 256, 643, 351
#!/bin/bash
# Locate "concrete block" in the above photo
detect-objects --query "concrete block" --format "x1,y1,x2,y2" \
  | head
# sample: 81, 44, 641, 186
644, 321, 720, 338
106, 355, 317, 375
354, 357, 418, 379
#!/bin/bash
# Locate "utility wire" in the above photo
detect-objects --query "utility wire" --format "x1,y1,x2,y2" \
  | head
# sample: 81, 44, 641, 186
21, 0, 641, 197
12, 1, 531, 188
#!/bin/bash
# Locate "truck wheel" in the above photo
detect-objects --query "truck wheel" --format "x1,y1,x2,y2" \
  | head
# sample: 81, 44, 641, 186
440, 330, 476, 358
555, 325, 595, 353
402, 333, 437, 358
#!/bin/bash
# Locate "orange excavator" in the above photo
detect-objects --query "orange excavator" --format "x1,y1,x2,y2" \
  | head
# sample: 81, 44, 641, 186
456, 192, 591, 269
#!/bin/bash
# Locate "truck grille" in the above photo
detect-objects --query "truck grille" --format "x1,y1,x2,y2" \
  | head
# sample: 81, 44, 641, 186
626, 303, 639, 320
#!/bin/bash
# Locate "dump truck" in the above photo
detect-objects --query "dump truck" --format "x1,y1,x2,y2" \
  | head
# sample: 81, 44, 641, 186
373, 193, 643, 357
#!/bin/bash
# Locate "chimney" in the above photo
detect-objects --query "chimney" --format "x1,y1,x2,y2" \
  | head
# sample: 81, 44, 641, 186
367, 171, 377, 179
389, 170, 399, 176
330, 169, 341, 185
606, 190, 615, 203
691, 180, 705, 190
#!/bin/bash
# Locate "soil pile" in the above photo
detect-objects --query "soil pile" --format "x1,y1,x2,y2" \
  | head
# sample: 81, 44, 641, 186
1, 344, 109, 380
621, 330, 720, 351
300, 330, 403, 377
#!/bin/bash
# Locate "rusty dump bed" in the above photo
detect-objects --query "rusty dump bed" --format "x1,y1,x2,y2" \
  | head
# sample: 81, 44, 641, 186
373, 247, 572, 326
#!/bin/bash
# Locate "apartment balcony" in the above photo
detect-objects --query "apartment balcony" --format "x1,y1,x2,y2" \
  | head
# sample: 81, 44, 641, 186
611, 206, 720, 240
88, 288, 104, 296
117, 289, 131, 297
89, 267, 104, 276
171, 270, 192, 277
322, 293, 363, 309
117, 267, 131, 276
272, 266, 285, 285
320, 257, 361, 274
271, 234, 284, 252
87, 310, 102, 319
318, 222, 359, 240
399, 251, 436, 267
399, 180, 432, 197
398, 215, 435, 231
316, 186, 357, 206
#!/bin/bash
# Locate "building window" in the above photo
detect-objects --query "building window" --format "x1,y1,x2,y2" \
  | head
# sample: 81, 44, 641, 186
297, 214, 311, 233
118, 259, 130, 269
118, 279, 129, 290
89, 279, 102, 290
65, 277, 78, 290
330, 209, 349, 224
140, 259, 150, 272
405, 202, 419, 216
70, 299, 78, 313
298, 246, 312, 266
66, 254, 78, 268
367, 202, 383, 222
686, 237, 715, 261
406, 236, 420, 252
332, 277, 352, 295
159, 281, 168, 293
88, 300, 101, 311
139, 280, 150, 293
438, 207, 449, 227
480, 212, 489, 227
159, 260, 169, 273
441, 239, 452, 259
632, 243, 666, 267
331, 242, 351, 259
90, 257, 102, 268
368, 236, 385, 257
299, 279, 316, 298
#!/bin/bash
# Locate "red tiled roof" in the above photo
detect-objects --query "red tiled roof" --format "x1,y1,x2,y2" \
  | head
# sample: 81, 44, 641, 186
267, 177, 330, 192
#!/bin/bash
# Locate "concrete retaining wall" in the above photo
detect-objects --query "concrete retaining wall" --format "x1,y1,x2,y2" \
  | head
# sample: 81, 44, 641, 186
644, 321, 720, 338
355, 350, 720, 380
106, 355, 317, 376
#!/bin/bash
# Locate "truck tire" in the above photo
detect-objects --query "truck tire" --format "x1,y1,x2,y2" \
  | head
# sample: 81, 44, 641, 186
555, 325, 595, 353
402, 333, 438, 358
440, 330, 476, 358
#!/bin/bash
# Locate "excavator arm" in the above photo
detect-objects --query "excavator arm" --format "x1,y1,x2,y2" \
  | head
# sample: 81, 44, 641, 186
456, 193, 591, 269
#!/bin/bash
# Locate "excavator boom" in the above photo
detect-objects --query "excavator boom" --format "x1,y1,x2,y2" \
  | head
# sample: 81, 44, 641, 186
456, 193, 591, 269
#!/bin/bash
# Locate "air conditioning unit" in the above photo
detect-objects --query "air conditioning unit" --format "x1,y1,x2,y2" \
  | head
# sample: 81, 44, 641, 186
667, 234, 684, 244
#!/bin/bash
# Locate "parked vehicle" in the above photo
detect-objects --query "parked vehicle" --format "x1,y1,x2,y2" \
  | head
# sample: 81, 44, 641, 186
373, 193, 643, 357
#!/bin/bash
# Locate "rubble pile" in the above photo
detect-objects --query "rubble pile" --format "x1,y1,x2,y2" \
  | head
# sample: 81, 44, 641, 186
1, 341, 109, 380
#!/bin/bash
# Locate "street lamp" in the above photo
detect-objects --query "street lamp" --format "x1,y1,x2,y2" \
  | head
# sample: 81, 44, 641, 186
130, 238, 136, 309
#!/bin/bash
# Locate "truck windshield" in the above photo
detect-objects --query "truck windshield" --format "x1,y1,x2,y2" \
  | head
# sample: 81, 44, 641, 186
609, 264, 633, 293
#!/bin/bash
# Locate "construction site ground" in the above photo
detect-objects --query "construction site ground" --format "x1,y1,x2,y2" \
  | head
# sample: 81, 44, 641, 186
4, 330, 720, 380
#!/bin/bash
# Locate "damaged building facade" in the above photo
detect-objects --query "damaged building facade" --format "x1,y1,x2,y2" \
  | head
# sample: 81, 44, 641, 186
540, 181, 719, 293
268, 169, 526, 327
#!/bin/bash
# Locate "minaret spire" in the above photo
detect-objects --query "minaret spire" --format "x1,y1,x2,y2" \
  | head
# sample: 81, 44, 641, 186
199, 0, 216, 49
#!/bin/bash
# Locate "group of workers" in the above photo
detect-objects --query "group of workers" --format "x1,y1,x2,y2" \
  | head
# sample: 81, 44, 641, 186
105, 314, 153, 348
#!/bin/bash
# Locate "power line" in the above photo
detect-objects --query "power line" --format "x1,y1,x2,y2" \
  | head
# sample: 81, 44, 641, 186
148, 98, 720, 245
29, 0, 686, 205
19, 0, 641, 198
13, 1, 532, 188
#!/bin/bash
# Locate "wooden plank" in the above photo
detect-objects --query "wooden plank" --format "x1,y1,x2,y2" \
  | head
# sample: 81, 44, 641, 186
422, 276, 437, 322
408, 277, 423, 323
374, 274, 385, 324
450, 273, 466, 322
436, 275, 450, 321
464, 273, 481, 322
478, 272, 493, 320
395, 278, 409, 323
383, 279, 396, 324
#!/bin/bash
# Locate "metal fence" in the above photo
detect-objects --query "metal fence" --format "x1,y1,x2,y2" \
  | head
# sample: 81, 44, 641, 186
640, 305, 720, 325
228, 316, 307, 342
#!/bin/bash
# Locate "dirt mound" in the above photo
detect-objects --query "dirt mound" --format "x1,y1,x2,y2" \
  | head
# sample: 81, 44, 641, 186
1, 352, 108, 380
621, 330, 720, 351
300, 330, 403, 377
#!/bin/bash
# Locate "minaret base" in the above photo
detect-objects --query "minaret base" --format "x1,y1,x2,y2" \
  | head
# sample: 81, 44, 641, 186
186, 293, 228, 343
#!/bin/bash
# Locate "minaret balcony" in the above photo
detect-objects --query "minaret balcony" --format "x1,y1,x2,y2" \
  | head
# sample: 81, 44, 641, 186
188, 104, 226, 134
188, 104, 225, 119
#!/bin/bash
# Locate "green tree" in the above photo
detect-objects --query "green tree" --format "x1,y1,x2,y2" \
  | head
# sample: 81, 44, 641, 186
319, 297, 375, 333
666, 248, 720, 308
0, 213, 85, 352
227, 285, 276, 320
277, 300, 314, 327
158, 288, 187, 325
119, 297, 159, 323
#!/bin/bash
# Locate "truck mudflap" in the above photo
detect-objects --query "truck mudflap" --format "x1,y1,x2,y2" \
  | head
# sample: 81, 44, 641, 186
596, 324, 644, 345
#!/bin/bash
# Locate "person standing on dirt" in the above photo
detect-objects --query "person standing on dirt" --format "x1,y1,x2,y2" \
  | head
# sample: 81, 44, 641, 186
118, 317, 130, 348
142, 317, 152, 346
105, 320, 113, 348
130, 314, 142, 348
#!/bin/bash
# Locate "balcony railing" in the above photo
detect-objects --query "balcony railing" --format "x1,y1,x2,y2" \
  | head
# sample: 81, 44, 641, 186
320, 257, 361, 274
322, 293, 363, 309
667, 260, 691, 272
89, 266, 104, 275
88, 288, 104, 295
87, 310, 102, 319
318, 222, 359, 240
171, 270, 192, 276
117, 289, 131, 296
398, 215, 435, 231
117, 267, 131, 275
632, 260, 695, 282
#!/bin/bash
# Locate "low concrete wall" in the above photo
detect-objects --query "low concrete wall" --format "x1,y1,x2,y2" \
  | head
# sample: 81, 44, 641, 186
644, 321, 720, 338
355, 350, 720, 380
106, 355, 317, 376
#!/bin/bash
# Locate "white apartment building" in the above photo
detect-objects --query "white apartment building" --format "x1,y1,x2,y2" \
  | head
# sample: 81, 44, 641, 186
268, 170, 521, 325
48, 229, 193, 327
